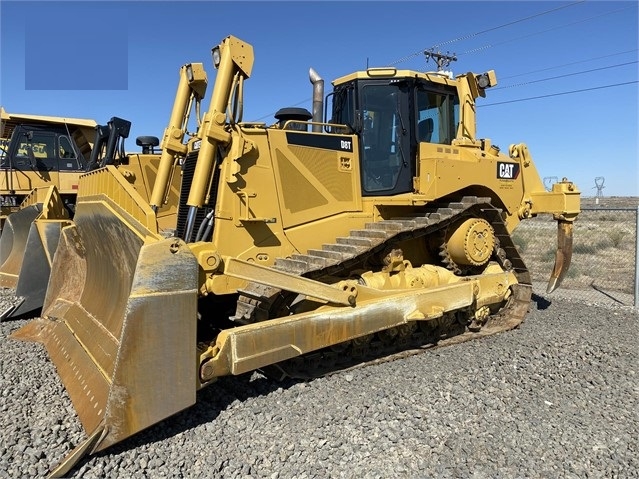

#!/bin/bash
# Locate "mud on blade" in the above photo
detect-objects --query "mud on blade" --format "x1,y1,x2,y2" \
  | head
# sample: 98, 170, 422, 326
12, 167, 199, 469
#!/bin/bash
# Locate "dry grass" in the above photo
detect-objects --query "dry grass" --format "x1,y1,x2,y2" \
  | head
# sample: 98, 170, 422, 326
512, 197, 637, 297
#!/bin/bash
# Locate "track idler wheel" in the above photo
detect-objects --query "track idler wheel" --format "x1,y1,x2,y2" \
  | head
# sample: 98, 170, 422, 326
446, 218, 495, 267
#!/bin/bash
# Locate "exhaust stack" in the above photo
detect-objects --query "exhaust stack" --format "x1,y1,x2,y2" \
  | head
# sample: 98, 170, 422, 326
309, 68, 324, 132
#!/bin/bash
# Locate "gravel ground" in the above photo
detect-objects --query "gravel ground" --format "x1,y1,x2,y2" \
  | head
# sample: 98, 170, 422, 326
0, 287, 637, 479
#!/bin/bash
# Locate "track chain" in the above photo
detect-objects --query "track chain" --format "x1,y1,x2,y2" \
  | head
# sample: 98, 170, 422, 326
232, 196, 532, 379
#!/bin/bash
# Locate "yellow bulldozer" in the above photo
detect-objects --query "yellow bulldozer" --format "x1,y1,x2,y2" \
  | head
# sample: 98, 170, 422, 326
0, 108, 99, 317
12, 35, 580, 476
0, 110, 181, 319
0, 107, 97, 222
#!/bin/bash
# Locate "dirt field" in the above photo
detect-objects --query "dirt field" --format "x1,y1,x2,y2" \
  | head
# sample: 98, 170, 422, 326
580, 196, 639, 209
513, 196, 637, 306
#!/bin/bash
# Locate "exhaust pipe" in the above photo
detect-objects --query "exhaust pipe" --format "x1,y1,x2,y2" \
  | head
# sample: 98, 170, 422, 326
309, 68, 324, 133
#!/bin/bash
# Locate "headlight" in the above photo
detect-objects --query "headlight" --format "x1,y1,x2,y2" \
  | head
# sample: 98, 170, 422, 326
477, 73, 490, 89
212, 47, 221, 69
475, 70, 497, 89
186, 64, 194, 82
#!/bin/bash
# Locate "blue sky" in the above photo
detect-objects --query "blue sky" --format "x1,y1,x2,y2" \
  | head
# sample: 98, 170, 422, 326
1, 1, 637, 196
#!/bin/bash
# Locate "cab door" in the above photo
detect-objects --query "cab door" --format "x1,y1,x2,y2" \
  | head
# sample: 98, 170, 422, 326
358, 82, 413, 196
57, 134, 84, 171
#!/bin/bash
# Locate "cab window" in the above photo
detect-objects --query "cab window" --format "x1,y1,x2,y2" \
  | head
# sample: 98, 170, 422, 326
58, 136, 77, 159
0, 139, 8, 166
15, 132, 56, 168
416, 87, 459, 144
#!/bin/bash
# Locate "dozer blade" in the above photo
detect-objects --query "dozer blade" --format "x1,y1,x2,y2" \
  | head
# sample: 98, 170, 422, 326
547, 219, 574, 293
0, 204, 41, 290
2, 219, 71, 319
11, 167, 199, 474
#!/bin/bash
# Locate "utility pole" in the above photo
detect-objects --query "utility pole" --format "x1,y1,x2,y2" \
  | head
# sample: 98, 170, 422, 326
423, 49, 457, 71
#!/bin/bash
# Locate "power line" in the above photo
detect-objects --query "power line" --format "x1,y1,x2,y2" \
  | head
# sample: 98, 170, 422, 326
253, 55, 638, 121
252, 4, 636, 121
459, 4, 636, 57
499, 49, 638, 80
493, 61, 638, 90
435, 0, 587, 48
479, 81, 638, 107
251, 65, 638, 122
389, 1, 587, 66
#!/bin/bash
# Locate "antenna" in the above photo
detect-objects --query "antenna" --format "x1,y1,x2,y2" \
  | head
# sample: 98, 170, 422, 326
593, 176, 605, 205
543, 176, 558, 192
423, 49, 457, 71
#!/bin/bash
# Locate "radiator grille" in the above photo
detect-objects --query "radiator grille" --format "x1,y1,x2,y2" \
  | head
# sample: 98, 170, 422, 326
176, 151, 220, 241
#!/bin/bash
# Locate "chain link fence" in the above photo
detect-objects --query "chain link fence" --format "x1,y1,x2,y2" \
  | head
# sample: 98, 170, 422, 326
512, 200, 638, 308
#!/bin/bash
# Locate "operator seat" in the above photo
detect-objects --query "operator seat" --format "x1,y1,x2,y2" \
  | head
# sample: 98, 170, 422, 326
418, 118, 434, 143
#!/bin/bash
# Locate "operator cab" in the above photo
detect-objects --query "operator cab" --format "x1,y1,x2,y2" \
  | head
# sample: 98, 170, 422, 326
0, 124, 87, 172
330, 70, 460, 196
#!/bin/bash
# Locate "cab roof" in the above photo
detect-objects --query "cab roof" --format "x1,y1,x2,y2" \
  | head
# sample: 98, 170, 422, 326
1, 106, 97, 139
331, 68, 459, 88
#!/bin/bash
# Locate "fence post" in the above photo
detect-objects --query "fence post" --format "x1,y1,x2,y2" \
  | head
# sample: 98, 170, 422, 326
635, 206, 639, 309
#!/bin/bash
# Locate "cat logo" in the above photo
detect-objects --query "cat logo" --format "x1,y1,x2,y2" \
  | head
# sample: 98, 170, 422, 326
497, 161, 520, 180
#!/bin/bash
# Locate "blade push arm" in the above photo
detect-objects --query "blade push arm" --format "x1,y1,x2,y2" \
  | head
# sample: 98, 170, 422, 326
149, 63, 208, 211
183, 35, 254, 241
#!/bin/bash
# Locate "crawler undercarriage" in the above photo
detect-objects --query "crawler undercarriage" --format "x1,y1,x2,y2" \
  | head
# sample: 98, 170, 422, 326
195, 196, 532, 381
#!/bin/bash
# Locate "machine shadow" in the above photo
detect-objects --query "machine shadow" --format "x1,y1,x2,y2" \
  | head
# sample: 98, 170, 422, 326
532, 293, 552, 310
76, 372, 301, 472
